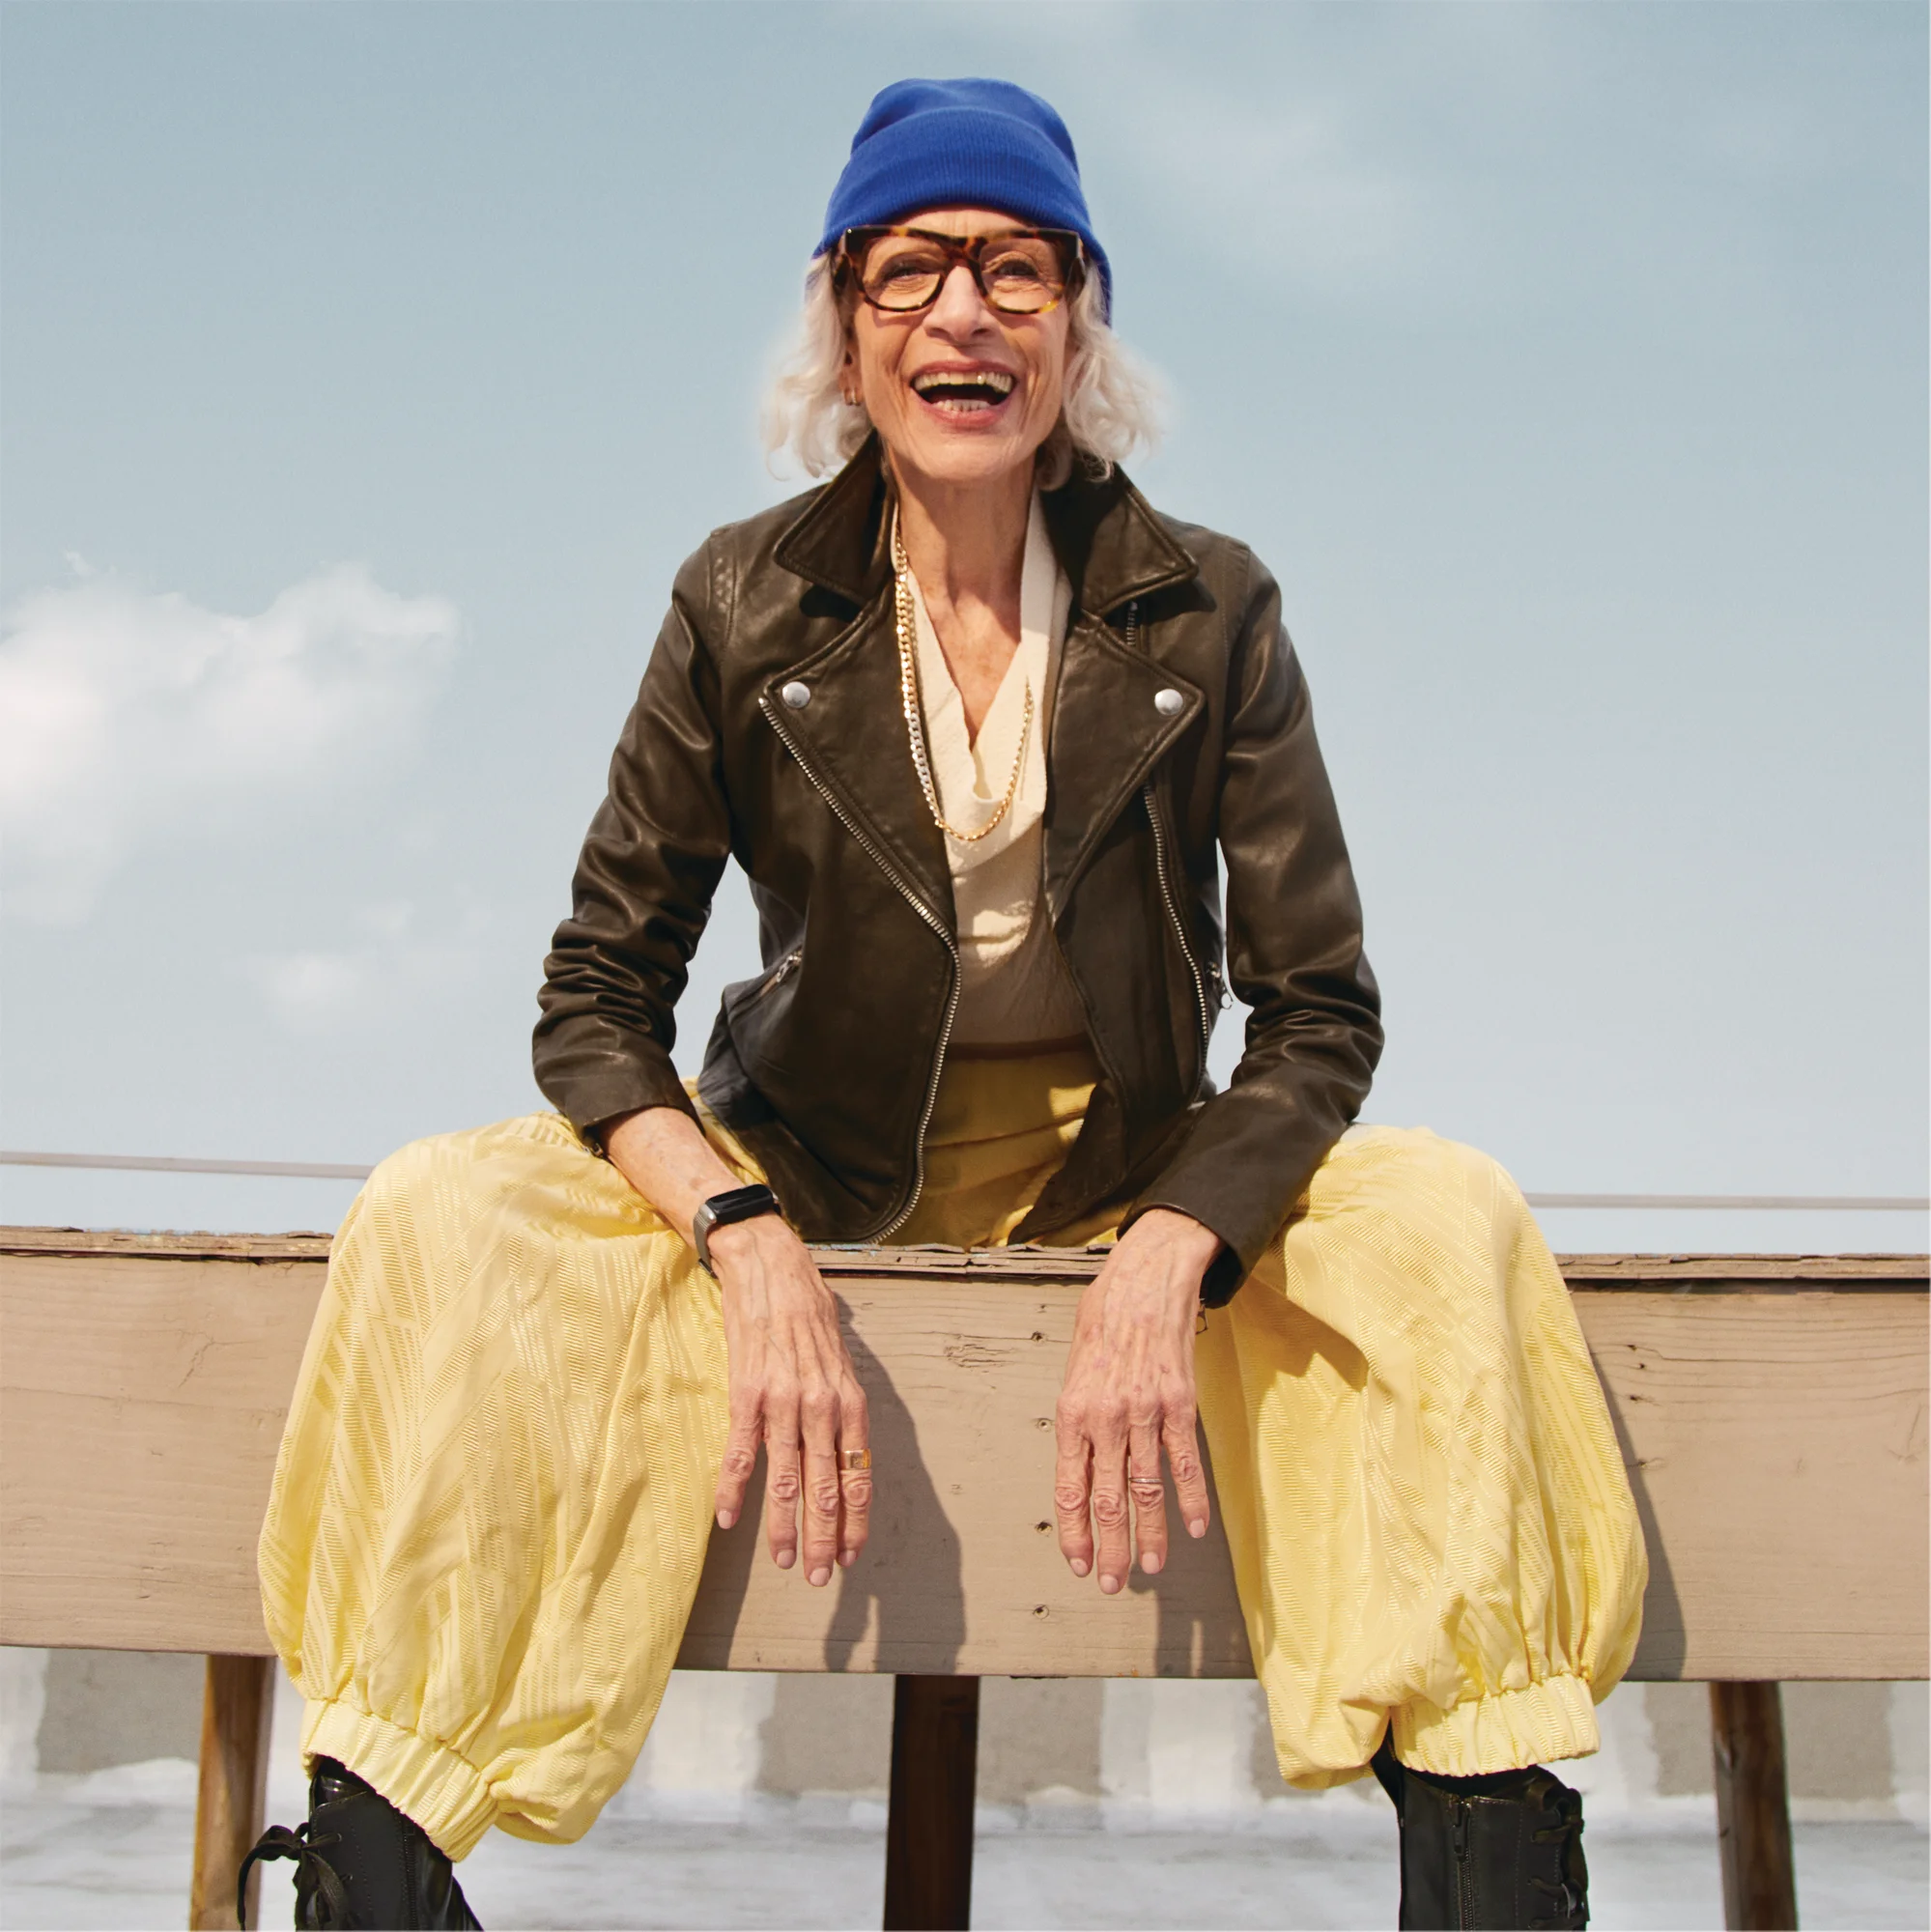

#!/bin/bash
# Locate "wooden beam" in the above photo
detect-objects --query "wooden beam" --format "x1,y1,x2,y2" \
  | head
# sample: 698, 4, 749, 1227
2, 1231, 1925, 1682
884, 1675, 980, 1931
1575, 1285, 1927, 1680
1710, 1681, 1799, 1931
189, 1654, 275, 1931
1, 1237, 327, 1657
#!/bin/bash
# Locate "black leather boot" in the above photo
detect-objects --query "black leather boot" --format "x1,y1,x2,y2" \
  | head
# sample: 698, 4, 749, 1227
1372, 1735, 1587, 1929
239, 1756, 482, 1930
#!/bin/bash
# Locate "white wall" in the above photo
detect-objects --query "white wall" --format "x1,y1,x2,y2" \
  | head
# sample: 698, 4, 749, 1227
7, 1649, 1926, 1830
0, 1649, 47, 1792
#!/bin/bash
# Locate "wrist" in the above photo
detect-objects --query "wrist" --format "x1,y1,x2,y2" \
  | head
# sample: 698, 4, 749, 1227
1125, 1208, 1225, 1301
692, 1182, 784, 1275
1133, 1207, 1224, 1264
705, 1209, 790, 1268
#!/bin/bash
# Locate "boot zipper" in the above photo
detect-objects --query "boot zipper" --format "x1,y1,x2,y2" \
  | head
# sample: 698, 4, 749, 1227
1123, 601, 1211, 1090
759, 692, 959, 1239
1452, 1800, 1473, 1928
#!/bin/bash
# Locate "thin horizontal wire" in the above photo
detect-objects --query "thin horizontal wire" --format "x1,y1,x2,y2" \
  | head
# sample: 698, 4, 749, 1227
1524, 1192, 1928, 1211
0, 1151, 374, 1179
0, 1150, 1925, 1209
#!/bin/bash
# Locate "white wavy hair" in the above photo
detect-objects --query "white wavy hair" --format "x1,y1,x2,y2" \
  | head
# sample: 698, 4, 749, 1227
763, 256, 1161, 488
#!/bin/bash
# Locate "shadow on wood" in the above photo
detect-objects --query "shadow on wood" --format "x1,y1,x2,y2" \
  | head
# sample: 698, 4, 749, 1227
672, 1260, 1254, 1675
1595, 1337, 1686, 1678
824, 1325, 965, 1673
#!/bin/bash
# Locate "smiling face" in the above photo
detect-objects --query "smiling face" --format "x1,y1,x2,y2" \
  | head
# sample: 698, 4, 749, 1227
841, 208, 1072, 497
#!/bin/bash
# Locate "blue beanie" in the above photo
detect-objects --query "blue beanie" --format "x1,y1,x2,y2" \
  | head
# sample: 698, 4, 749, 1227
816, 78, 1112, 315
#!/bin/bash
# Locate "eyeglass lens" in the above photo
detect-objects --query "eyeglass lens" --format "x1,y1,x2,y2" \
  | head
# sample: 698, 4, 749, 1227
857, 233, 1069, 314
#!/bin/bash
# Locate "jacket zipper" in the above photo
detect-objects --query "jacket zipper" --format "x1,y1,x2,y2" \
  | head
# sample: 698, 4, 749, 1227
749, 948, 803, 1001
759, 693, 960, 1240
1124, 601, 1211, 1091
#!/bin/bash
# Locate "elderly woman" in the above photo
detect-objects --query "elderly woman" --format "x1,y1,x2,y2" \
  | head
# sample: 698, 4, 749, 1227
248, 78, 1642, 1932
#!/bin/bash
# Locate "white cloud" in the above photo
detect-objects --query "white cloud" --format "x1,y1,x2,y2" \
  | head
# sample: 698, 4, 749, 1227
239, 896, 491, 1033
248, 950, 375, 1024
0, 564, 457, 923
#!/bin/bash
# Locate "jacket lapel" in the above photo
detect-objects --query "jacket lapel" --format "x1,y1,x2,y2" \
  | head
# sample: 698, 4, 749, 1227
761, 597, 955, 932
1042, 613, 1204, 919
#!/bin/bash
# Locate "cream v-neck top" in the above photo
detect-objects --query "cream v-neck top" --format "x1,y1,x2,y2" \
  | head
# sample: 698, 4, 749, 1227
905, 495, 1089, 1047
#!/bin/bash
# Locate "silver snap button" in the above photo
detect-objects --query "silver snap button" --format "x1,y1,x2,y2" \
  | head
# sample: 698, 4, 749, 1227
781, 680, 811, 710
1153, 687, 1184, 717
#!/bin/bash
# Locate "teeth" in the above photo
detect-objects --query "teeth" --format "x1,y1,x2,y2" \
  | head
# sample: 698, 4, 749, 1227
912, 370, 1015, 396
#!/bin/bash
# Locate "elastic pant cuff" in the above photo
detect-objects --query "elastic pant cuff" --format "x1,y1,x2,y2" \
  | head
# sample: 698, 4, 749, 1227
301, 1699, 498, 1862
1394, 1672, 1600, 1778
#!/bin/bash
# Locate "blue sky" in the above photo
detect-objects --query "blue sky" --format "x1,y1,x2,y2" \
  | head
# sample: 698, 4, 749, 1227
2, 1, 1924, 1252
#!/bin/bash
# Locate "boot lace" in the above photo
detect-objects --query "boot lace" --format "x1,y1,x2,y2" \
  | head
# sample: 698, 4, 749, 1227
238, 1821, 353, 1930
1526, 1804, 1587, 1929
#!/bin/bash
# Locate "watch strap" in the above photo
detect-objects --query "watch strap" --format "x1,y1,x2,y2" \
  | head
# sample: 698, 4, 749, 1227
692, 1183, 781, 1275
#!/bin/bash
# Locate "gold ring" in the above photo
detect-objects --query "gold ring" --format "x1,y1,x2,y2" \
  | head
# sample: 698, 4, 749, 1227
838, 1449, 872, 1471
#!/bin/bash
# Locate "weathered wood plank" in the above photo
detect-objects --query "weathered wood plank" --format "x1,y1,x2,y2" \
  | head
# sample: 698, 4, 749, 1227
2, 1234, 1924, 1681
676, 1267, 1252, 1676
683, 1277, 1928, 1678
1, 1250, 327, 1658
5, 1225, 1921, 1284
0, 1227, 335, 1262
1554, 1252, 1927, 1289
1588, 1288, 1928, 1681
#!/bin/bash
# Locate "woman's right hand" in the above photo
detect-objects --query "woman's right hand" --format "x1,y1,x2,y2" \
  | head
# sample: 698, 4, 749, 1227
602, 1105, 871, 1585
706, 1215, 872, 1584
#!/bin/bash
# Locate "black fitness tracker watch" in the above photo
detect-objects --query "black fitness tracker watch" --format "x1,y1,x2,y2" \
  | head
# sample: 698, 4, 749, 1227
691, 1183, 781, 1275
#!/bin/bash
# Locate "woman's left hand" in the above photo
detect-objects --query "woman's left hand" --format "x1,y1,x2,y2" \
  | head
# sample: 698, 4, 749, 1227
1053, 1208, 1224, 1593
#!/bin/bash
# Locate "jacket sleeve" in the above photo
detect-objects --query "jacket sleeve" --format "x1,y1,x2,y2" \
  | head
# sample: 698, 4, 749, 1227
532, 538, 733, 1139
1127, 549, 1383, 1298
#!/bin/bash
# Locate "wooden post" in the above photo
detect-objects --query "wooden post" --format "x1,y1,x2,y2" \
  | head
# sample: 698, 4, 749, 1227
883, 1674, 980, 1931
1710, 1680, 1799, 1931
189, 1654, 276, 1931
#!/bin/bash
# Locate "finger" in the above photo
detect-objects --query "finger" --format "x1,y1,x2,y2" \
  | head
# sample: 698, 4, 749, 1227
1164, 1406, 1211, 1541
715, 1400, 762, 1530
837, 1382, 872, 1568
799, 1380, 842, 1588
763, 1402, 802, 1571
1090, 1424, 1132, 1596
1127, 1417, 1168, 1576
1054, 1412, 1094, 1577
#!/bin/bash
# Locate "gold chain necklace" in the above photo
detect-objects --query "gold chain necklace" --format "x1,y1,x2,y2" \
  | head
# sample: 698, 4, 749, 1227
893, 515, 1035, 845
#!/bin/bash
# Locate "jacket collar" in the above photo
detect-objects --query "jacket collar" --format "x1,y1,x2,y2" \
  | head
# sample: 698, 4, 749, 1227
1040, 463, 1200, 616
773, 439, 895, 607
766, 437, 1207, 934
773, 436, 1200, 617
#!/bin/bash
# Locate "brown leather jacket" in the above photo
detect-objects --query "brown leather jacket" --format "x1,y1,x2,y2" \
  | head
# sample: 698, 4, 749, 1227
534, 440, 1381, 1302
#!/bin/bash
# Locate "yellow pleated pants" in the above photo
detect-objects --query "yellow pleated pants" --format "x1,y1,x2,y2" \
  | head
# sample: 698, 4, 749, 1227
258, 1044, 1645, 1859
